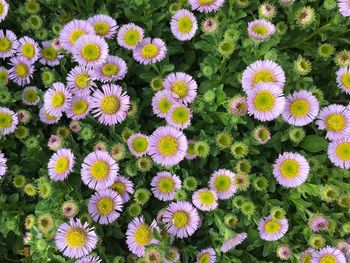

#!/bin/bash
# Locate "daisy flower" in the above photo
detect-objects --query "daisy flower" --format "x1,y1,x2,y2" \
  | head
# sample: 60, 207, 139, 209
55, 218, 98, 259
338, 0, 350, 17
337, 242, 350, 257
151, 171, 182, 201
0, 107, 18, 136
81, 150, 119, 190
127, 133, 149, 157
282, 90, 319, 126
48, 135, 63, 151
48, 148, 75, 181
196, 248, 216, 263
72, 34, 109, 67
170, 9, 198, 41
126, 216, 159, 257
44, 82, 72, 116
21, 86, 40, 106
317, 104, 350, 141
117, 23, 144, 50
242, 60, 286, 92
327, 138, 350, 169
65, 96, 91, 120
76, 255, 102, 263
152, 90, 177, 118
0, 29, 18, 59
188, 0, 225, 13
277, 245, 292, 260
163, 201, 200, 238
247, 19, 276, 41
165, 104, 192, 130
258, 215, 288, 241
66, 65, 96, 97
110, 175, 134, 203
221, 233, 248, 253
247, 83, 286, 122
186, 139, 198, 160
192, 188, 218, 211
336, 66, 350, 94
8, 56, 34, 86
0, 66, 8, 85
148, 126, 188, 167
273, 152, 310, 188
133, 37, 167, 65
209, 169, 237, 199
252, 125, 271, 144
39, 40, 63, 66
39, 106, 62, 125
91, 83, 130, 126
87, 14, 118, 39
16, 36, 40, 63
0, 0, 9, 22
299, 248, 315, 263
163, 72, 198, 105
88, 189, 123, 224
0, 151, 7, 179
93, 55, 127, 83
311, 246, 346, 263
309, 215, 329, 232
164, 247, 180, 263
229, 96, 248, 116
59, 19, 94, 51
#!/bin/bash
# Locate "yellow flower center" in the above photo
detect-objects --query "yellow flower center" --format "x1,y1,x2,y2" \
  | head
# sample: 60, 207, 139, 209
44, 111, 59, 121
21, 43, 35, 59
15, 63, 29, 77
0, 113, 12, 129
252, 25, 269, 35
198, 0, 215, 5
336, 142, 350, 161
72, 100, 89, 115
301, 254, 312, 263
253, 91, 275, 112
65, 227, 87, 248
100, 95, 120, 114
157, 136, 178, 156
198, 253, 211, 263
97, 197, 114, 215
132, 137, 148, 153
81, 43, 101, 61
172, 107, 189, 124
173, 211, 189, 228
214, 175, 231, 191
90, 160, 109, 180
101, 63, 119, 77
141, 44, 159, 59
341, 72, 350, 90
69, 29, 85, 44
252, 70, 276, 86
124, 30, 141, 46
325, 113, 346, 132
178, 16, 193, 34
158, 98, 172, 113
319, 255, 337, 263
289, 99, 310, 117
51, 92, 65, 108
134, 224, 152, 246
0, 70, 8, 84
198, 191, 215, 205
0, 37, 11, 52
75, 73, 90, 89
264, 219, 281, 234
171, 81, 188, 98
157, 177, 175, 193
0, 3, 3, 16
54, 156, 70, 174
279, 159, 300, 178
42, 47, 57, 61
111, 182, 126, 195
93, 22, 110, 36
187, 142, 196, 156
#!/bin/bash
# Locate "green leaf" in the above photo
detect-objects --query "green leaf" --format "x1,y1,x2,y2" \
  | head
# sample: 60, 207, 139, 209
299, 135, 328, 153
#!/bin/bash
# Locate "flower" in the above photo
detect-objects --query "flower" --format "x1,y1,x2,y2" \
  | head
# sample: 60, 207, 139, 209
21, 86, 40, 106
65, 96, 91, 120
282, 90, 319, 126
247, 19, 275, 41
221, 233, 247, 253
164, 247, 180, 263
127, 133, 149, 157
87, 14, 118, 39
61, 200, 79, 218
0, 107, 18, 136
55, 218, 98, 259
59, 19, 94, 51
0, 29, 18, 59
8, 56, 35, 86
91, 83, 130, 126
311, 246, 346, 263
327, 138, 350, 169
163, 72, 198, 105
48, 148, 75, 181
0, 0, 9, 22
148, 126, 188, 166
273, 152, 310, 188
252, 125, 271, 144
66, 65, 96, 97
295, 6, 315, 27
316, 104, 350, 141
259, 2, 276, 19
76, 255, 102, 263
258, 215, 288, 241
44, 82, 72, 116
165, 104, 192, 130
170, 9, 198, 41
0, 66, 8, 85
16, 36, 40, 63
188, 0, 225, 13
338, 0, 350, 17
152, 90, 177, 118
202, 17, 218, 33
163, 201, 200, 238
133, 37, 167, 65
110, 175, 134, 203
242, 60, 286, 92
88, 189, 123, 224
93, 55, 127, 83
0, 151, 7, 179
309, 215, 329, 232
39, 40, 62, 66
196, 248, 216, 263
277, 245, 292, 260
229, 96, 248, 116
192, 188, 218, 211
336, 66, 350, 94
117, 23, 144, 50
151, 171, 182, 201
81, 151, 119, 190
126, 216, 159, 257
47, 134, 63, 150
299, 248, 315, 263
209, 169, 237, 199
72, 34, 109, 67
39, 107, 62, 125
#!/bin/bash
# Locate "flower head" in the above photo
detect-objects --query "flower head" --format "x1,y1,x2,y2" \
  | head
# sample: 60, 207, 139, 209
170, 9, 198, 41
338, 0, 350, 17
39, 40, 63, 66
117, 23, 144, 50
209, 169, 237, 199
0, 107, 18, 136
133, 37, 167, 65
16, 36, 40, 63
196, 248, 216, 263
93, 55, 127, 83
247, 19, 275, 41
311, 246, 346, 263
336, 66, 350, 95
21, 86, 40, 106
87, 14, 118, 39
221, 233, 247, 253
8, 56, 35, 86
48, 148, 75, 181
0, 29, 18, 59
59, 19, 94, 51
66, 65, 96, 97
327, 138, 350, 169
127, 133, 149, 157
44, 82, 72, 116
165, 104, 192, 130
258, 215, 288, 241
0, 0, 9, 22
152, 90, 177, 118
151, 171, 182, 201
65, 95, 91, 120
188, 0, 225, 13
110, 175, 134, 203
192, 188, 218, 211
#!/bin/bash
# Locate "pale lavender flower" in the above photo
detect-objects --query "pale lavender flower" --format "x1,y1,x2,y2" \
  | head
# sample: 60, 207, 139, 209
59, 19, 94, 51
48, 148, 75, 181
258, 215, 288, 241
209, 169, 236, 200
151, 171, 182, 201
8, 56, 35, 86
221, 233, 247, 253
133, 37, 167, 65
327, 138, 350, 169
117, 23, 144, 50
0, 107, 18, 136
248, 19, 275, 41
0, 29, 18, 59
196, 248, 216, 263
43, 82, 72, 116
87, 14, 118, 39
188, 0, 225, 13
93, 55, 127, 83
170, 9, 198, 41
